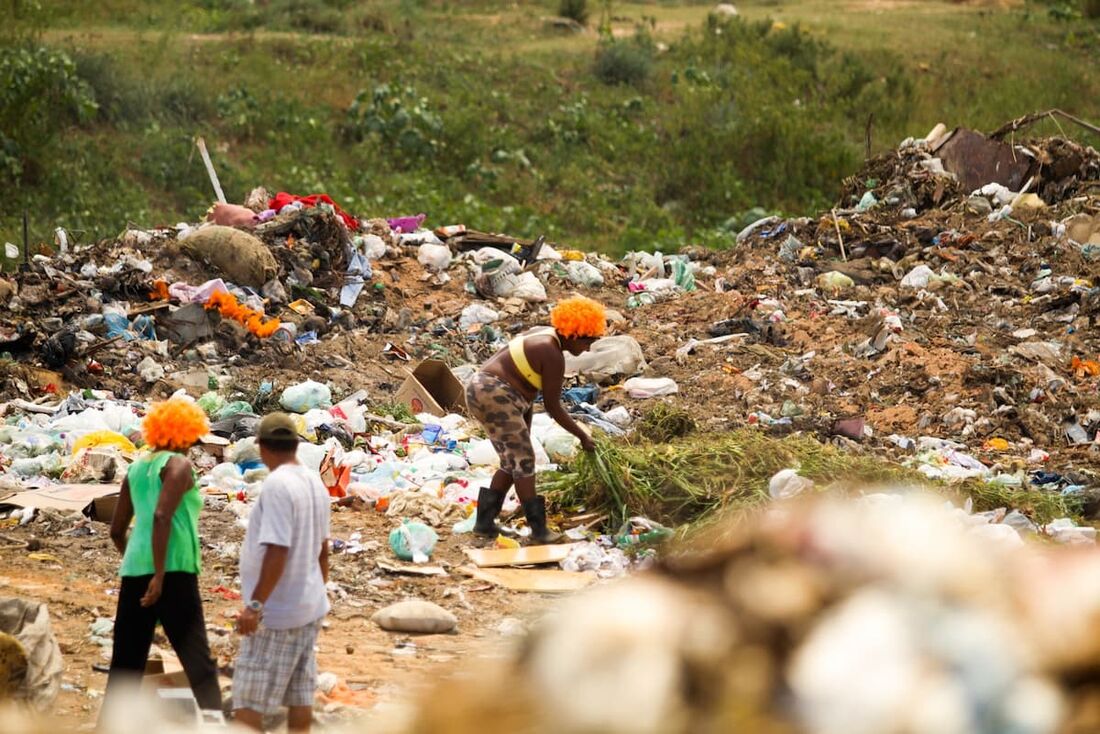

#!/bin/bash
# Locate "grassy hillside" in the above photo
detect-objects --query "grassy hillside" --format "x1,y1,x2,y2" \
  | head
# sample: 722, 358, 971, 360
2, 0, 1098, 258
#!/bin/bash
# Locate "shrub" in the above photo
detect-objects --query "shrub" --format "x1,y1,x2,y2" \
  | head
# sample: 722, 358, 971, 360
0, 44, 96, 182
559, 0, 589, 26
593, 39, 653, 86
343, 83, 444, 164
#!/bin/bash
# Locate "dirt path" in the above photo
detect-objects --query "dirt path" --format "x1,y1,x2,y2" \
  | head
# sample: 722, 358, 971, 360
0, 507, 551, 724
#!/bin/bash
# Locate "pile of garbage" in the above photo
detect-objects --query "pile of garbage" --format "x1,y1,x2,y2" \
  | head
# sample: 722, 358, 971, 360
398, 491, 1100, 734
0, 121, 1099, 538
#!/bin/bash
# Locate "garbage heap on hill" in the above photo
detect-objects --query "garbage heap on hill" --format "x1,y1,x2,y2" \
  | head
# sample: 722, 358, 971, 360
0, 124, 1098, 543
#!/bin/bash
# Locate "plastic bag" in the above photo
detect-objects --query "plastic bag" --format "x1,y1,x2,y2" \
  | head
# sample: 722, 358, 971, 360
137, 356, 164, 383
900, 265, 934, 289
564, 261, 604, 288
8, 431, 63, 458
0, 598, 63, 713
227, 437, 260, 465
355, 234, 388, 260
388, 520, 439, 563
11, 453, 63, 478
817, 271, 855, 291
768, 468, 815, 500
494, 271, 547, 302
564, 336, 647, 383
280, 380, 333, 413
459, 303, 500, 331
467, 439, 500, 467
216, 400, 254, 420
669, 259, 696, 292
417, 243, 453, 272
622, 377, 679, 398
71, 430, 136, 456
197, 391, 226, 417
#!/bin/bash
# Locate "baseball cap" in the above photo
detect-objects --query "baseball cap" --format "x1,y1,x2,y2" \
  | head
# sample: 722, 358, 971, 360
257, 412, 300, 442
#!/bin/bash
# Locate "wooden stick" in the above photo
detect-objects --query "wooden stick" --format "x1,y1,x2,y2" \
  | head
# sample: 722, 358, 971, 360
831, 208, 848, 262
196, 137, 227, 204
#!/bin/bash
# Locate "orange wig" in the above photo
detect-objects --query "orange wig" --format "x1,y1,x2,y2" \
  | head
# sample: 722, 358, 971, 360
142, 398, 209, 452
550, 296, 607, 339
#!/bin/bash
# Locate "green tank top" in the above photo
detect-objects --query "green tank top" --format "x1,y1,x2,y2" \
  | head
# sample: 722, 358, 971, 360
119, 451, 202, 577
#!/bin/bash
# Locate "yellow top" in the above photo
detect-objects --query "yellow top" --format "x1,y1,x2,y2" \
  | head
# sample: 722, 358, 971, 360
508, 329, 559, 391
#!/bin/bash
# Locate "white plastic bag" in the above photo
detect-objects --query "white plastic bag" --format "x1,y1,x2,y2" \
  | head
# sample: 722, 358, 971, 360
459, 303, 500, 331
900, 265, 934, 289
356, 234, 388, 260
494, 271, 547, 302
768, 468, 815, 500
622, 377, 679, 398
467, 439, 500, 467
418, 243, 453, 272
564, 261, 605, 288
565, 336, 647, 383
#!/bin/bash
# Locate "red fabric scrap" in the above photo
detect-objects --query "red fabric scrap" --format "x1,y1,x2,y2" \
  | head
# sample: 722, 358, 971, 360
269, 192, 358, 231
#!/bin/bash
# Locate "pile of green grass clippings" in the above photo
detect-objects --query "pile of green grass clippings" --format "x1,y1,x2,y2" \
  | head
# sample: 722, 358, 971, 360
544, 430, 1085, 529
544, 430, 923, 527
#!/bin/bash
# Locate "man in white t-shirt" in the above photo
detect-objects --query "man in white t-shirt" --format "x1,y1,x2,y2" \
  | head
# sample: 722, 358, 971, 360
233, 412, 331, 732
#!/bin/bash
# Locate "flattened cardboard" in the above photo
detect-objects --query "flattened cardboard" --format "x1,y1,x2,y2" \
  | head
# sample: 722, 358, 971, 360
463, 543, 581, 568
461, 566, 596, 593
0, 484, 119, 513
143, 650, 189, 690
376, 560, 448, 577
394, 359, 466, 417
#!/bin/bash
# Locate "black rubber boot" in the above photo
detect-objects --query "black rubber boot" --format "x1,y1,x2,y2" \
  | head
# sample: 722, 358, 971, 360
473, 487, 515, 538
521, 496, 562, 545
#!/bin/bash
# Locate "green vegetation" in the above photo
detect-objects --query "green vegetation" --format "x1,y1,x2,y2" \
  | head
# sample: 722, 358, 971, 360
559, 0, 590, 26
1, 0, 1098, 261
636, 402, 696, 443
544, 430, 1083, 529
545, 430, 923, 526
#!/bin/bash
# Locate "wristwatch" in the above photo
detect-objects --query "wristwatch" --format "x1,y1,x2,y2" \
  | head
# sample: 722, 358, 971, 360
247, 599, 264, 613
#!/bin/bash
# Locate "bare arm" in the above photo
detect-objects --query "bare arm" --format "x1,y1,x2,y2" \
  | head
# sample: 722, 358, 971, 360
536, 344, 594, 449
319, 540, 329, 584
109, 476, 134, 555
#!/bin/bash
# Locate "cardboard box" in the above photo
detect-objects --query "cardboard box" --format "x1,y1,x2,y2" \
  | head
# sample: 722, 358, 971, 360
393, 359, 466, 417
91, 494, 120, 523
0, 483, 120, 513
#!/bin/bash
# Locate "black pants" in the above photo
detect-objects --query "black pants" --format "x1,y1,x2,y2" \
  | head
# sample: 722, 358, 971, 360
103, 572, 222, 712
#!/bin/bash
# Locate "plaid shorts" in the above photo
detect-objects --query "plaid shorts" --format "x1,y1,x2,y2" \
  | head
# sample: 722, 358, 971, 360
232, 621, 321, 714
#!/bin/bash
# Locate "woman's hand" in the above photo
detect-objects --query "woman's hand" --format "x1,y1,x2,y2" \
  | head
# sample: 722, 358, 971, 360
140, 573, 164, 607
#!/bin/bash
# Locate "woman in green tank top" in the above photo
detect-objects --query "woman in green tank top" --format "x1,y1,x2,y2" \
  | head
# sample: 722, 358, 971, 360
99, 398, 223, 723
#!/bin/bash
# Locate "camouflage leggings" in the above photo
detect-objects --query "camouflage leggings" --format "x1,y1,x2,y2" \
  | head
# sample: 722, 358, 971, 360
466, 372, 535, 478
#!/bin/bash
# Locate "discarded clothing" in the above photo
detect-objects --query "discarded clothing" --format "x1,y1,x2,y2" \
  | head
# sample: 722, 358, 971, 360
268, 192, 358, 231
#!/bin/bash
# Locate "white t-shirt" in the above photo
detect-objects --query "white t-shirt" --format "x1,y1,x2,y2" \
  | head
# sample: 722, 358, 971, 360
240, 463, 331, 630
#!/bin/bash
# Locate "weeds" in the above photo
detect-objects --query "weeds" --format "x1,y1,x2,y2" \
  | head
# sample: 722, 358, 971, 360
2, 4, 1098, 257
636, 403, 696, 443
544, 431, 1083, 529
559, 0, 589, 27
544, 430, 923, 527
593, 36, 653, 86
